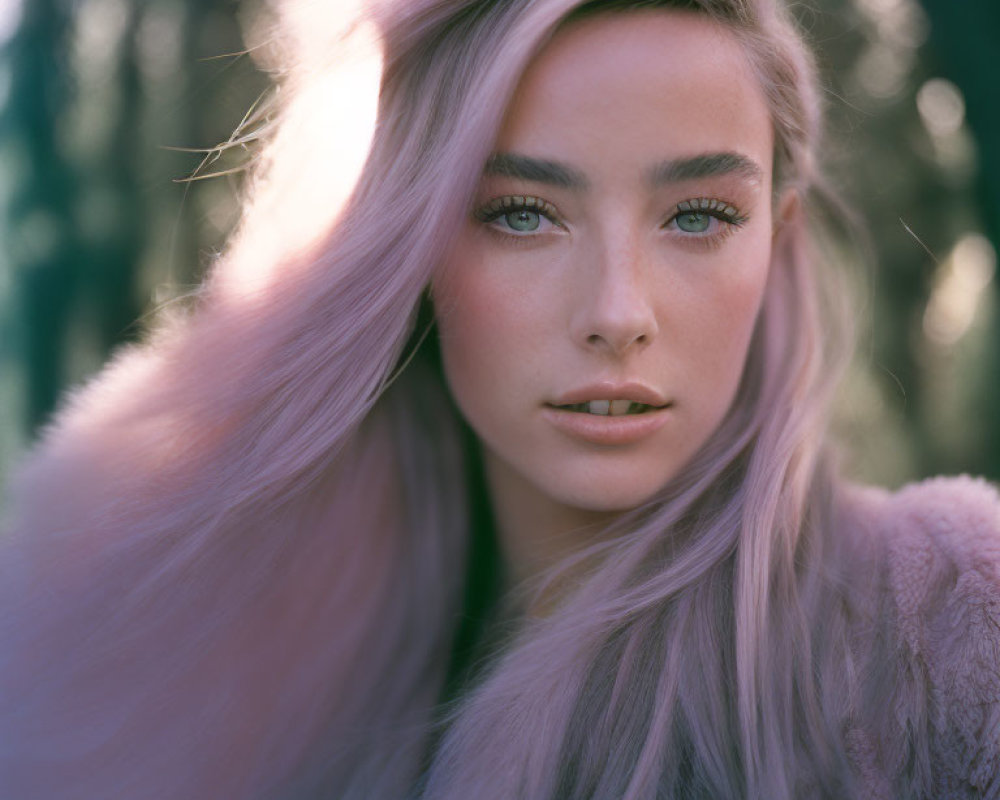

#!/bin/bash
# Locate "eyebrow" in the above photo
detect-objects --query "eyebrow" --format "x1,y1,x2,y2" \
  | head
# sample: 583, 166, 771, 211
481, 150, 763, 191
647, 152, 763, 186
483, 153, 589, 190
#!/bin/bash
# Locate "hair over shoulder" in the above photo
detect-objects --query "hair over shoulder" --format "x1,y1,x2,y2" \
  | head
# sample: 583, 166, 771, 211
0, 1, 870, 798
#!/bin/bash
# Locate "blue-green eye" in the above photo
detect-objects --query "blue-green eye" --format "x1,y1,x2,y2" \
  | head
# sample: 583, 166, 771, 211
474, 195, 562, 237
669, 198, 747, 237
675, 212, 711, 233
506, 209, 540, 232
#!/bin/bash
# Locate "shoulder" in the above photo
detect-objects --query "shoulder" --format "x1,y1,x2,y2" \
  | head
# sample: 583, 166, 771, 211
879, 476, 1000, 659
839, 475, 1000, 618
847, 476, 1000, 795
885, 474, 1000, 576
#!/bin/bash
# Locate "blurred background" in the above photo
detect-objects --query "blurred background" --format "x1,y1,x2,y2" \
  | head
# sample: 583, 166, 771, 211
0, 0, 997, 491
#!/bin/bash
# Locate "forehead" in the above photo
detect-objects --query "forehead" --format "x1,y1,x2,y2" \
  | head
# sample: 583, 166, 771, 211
494, 9, 773, 182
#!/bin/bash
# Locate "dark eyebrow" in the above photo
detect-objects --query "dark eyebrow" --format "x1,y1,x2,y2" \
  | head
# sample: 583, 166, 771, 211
647, 152, 763, 185
483, 153, 589, 190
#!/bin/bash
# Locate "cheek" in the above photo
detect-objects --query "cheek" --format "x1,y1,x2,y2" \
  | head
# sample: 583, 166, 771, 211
432, 257, 539, 416
675, 238, 772, 400
718, 262, 770, 357
727, 237, 773, 333
677, 241, 771, 360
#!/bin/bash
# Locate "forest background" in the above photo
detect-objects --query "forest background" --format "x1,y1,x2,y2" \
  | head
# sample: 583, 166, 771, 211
0, 0, 998, 491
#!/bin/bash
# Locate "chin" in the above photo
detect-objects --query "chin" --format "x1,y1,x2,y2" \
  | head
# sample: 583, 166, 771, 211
544, 474, 671, 515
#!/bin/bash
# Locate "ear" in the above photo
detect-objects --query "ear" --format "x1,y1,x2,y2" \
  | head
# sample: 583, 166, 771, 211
773, 187, 801, 237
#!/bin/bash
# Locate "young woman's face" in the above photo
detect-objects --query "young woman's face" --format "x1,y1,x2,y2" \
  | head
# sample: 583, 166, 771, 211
434, 10, 776, 514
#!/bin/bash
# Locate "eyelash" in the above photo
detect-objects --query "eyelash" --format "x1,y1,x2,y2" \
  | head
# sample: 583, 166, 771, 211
474, 195, 562, 237
473, 195, 748, 243
670, 198, 747, 226
666, 198, 749, 246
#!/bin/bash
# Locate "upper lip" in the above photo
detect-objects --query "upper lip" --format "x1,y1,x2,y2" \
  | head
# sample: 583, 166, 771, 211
548, 381, 670, 408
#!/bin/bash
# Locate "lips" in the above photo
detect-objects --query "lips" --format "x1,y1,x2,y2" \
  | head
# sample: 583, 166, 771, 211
548, 382, 670, 414
543, 382, 672, 444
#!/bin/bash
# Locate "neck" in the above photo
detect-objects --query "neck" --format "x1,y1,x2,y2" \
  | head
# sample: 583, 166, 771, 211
482, 450, 620, 593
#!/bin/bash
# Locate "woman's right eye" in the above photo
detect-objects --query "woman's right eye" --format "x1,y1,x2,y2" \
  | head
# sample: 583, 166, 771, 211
474, 195, 562, 237
498, 209, 543, 232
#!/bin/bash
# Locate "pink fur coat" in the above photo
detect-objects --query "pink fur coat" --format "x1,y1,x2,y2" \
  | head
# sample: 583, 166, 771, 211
1, 465, 998, 797
839, 475, 1000, 798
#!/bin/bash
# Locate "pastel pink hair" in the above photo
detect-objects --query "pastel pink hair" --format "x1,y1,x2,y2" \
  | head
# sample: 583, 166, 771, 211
0, 0, 871, 797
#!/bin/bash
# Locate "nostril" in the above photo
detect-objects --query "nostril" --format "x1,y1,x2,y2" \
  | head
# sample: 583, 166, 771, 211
584, 330, 651, 351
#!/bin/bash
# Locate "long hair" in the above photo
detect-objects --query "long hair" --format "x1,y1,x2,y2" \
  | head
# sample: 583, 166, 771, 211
0, 0, 864, 797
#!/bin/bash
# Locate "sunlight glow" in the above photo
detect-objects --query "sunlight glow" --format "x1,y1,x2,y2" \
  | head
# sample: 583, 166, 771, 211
0, 0, 22, 47
917, 79, 966, 139
923, 234, 997, 347
221, 2, 382, 302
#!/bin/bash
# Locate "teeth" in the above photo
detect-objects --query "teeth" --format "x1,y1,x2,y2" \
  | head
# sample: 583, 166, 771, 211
558, 401, 652, 415
566, 400, 649, 415
609, 399, 631, 416
587, 400, 611, 416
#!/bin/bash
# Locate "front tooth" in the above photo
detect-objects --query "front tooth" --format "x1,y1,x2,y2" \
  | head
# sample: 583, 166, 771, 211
609, 399, 631, 416
587, 400, 611, 415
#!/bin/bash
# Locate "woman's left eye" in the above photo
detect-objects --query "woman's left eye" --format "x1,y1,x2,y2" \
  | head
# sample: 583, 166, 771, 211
666, 198, 747, 238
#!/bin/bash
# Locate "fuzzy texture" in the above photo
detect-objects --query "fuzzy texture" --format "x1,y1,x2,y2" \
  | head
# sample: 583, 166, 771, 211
838, 475, 1000, 799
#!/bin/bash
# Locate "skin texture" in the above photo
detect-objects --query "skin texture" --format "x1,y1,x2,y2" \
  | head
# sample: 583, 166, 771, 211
433, 10, 778, 581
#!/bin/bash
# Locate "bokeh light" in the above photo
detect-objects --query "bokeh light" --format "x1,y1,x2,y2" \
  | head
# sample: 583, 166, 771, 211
923, 233, 997, 347
917, 78, 966, 138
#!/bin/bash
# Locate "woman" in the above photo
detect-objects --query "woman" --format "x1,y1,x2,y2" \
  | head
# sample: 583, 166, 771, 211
2, 0, 998, 797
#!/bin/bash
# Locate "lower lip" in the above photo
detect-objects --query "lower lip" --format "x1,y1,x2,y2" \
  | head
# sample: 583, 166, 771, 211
541, 404, 671, 445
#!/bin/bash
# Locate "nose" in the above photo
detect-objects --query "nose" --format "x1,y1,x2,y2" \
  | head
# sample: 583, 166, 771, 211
569, 233, 658, 356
